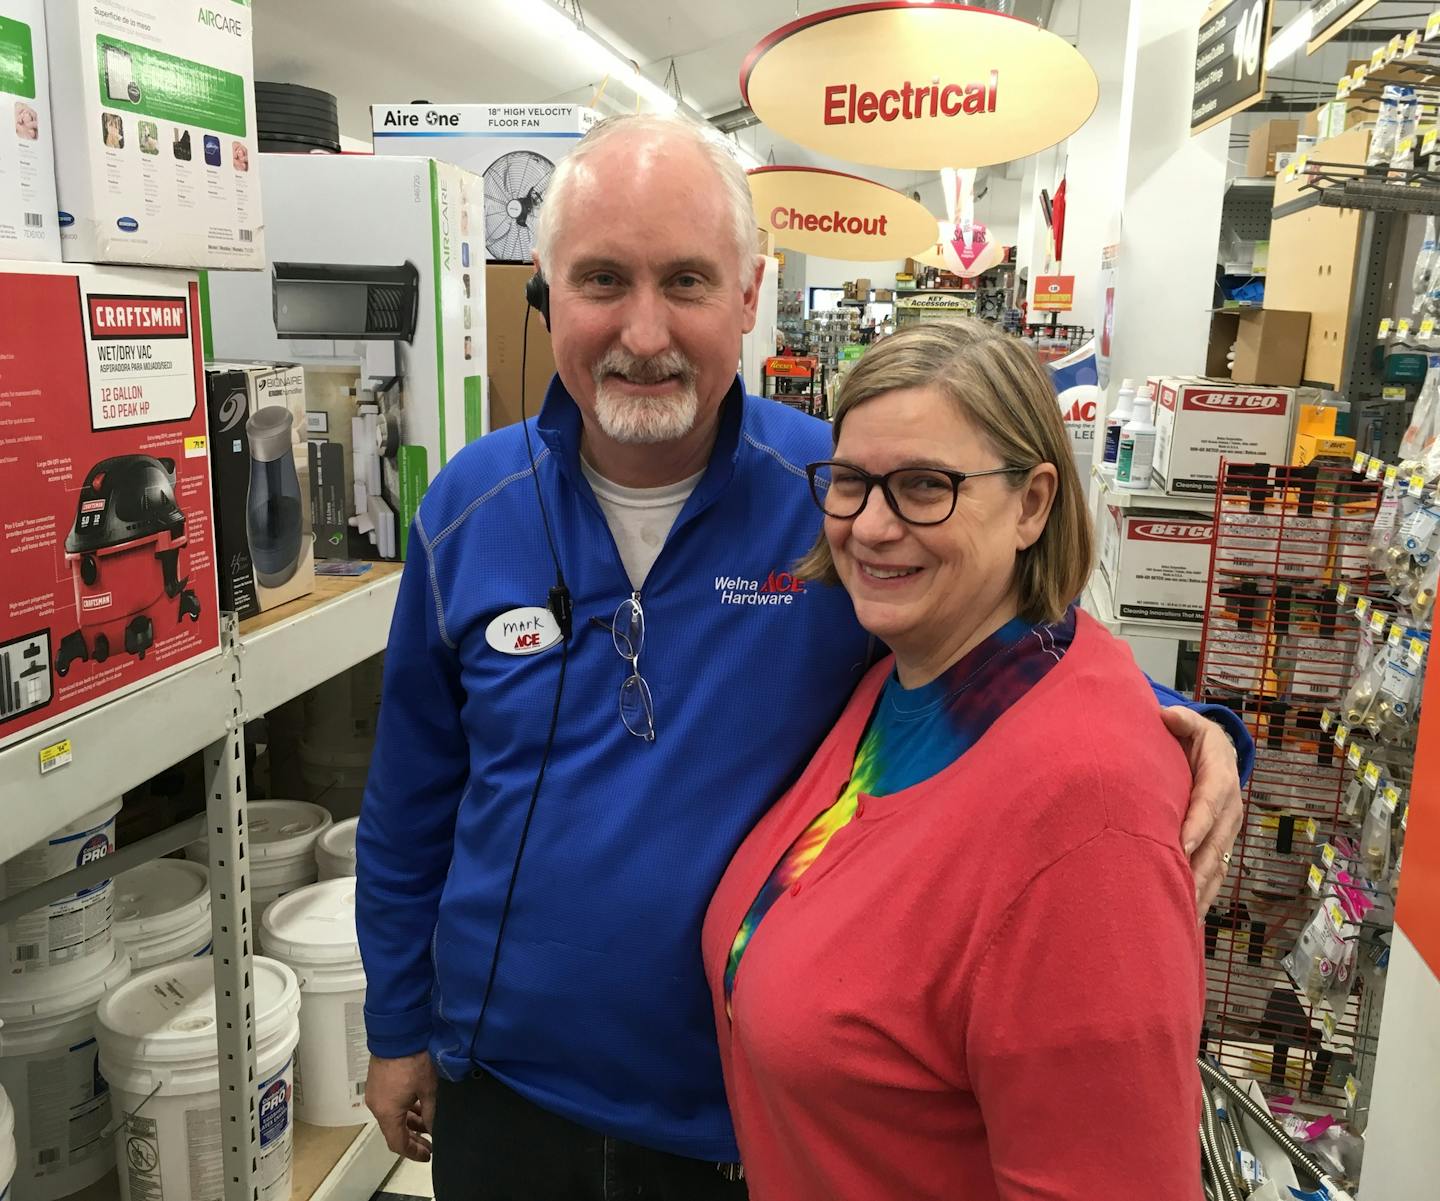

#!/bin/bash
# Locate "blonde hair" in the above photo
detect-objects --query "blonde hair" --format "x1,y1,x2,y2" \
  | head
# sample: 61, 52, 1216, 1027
795, 320, 1093, 624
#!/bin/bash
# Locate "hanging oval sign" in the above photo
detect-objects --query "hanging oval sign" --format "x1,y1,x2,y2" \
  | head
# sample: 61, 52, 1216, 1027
748, 166, 938, 260
740, 2, 1099, 171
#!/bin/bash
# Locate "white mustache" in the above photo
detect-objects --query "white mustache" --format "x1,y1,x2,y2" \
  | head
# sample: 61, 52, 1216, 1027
592, 348, 697, 387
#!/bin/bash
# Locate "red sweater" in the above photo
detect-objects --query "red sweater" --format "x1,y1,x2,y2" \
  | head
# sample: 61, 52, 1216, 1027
702, 613, 1203, 1201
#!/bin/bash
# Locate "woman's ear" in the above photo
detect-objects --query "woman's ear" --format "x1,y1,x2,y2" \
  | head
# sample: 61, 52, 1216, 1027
1015, 464, 1058, 552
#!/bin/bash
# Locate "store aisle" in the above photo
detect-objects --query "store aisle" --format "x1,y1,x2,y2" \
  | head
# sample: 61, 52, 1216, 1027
371, 1156, 436, 1201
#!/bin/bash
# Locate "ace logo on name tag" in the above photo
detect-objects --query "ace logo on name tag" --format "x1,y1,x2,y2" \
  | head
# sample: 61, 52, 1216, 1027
486, 606, 562, 656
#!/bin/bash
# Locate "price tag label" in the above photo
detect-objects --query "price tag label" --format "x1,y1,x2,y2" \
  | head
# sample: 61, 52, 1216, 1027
1407, 30, 1421, 57
1304, 817, 1318, 840
1327, 899, 1349, 929
38, 738, 72, 775
1371, 48, 1386, 71
1338, 75, 1352, 98
1397, 318, 1414, 338
1336, 584, 1350, 606
1348, 743, 1364, 768
1389, 623, 1404, 648
1322, 843, 1337, 868
1403, 805, 1409, 831
1365, 761, 1382, 788
1366, 456, 1384, 480
1429, 11, 1440, 40
1384, 785, 1401, 812
1353, 64, 1368, 88
1335, 723, 1350, 749
1354, 451, 1370, 472
1385, 385, 1410, 400
1323, 1012, 1337, 1042
1424, 318, 1437, 339
1410, 636, 1428, 666
1389, 35, 1404, 62
1321, 708, 1334, 731
1386, 464, 1400, 488
1410, 473, 1428, 498
1309, 863, 1325, 894
1356, 597, 1371, 621
1378, 317, 1393, 338
1372, 610, 1390, 636
1346, 1076, 1359, 1107
1400, 136, 1418, 160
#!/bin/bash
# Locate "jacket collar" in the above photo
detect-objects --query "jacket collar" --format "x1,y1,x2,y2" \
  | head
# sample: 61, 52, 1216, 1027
535, 374, 748, 522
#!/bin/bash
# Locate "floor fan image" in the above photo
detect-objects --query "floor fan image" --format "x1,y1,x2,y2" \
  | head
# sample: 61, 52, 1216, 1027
484, 150, 555, 262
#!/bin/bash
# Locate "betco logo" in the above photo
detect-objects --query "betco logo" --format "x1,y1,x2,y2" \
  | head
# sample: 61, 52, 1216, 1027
1129, 521, 1213, 543
1182, 391, 1287, 414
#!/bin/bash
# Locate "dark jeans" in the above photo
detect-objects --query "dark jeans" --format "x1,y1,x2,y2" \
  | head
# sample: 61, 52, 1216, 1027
432, 1070, 750, 1201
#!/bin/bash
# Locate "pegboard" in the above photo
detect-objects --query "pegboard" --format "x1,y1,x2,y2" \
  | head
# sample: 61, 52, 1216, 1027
1222, 183, 1277, 243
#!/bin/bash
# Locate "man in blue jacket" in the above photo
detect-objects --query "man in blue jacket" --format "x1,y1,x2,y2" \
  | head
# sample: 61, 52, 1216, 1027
357, 115, 1249, 1200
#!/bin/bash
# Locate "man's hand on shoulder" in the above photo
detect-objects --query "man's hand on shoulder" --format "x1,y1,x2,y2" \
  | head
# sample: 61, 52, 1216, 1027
1161, 706, 1243, 913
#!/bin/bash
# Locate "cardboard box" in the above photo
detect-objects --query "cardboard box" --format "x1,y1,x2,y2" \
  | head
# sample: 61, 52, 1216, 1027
854, 276, 872, 297
371, 103, 596, 264
205, 364, 315, 618
485, 263, 556, 431
1152, 376, 1296, 496
44, 0, 263, 268
1293, 432, 1356, 467
1246, 120, 1298, 177
1231, 309, 1311, 387
0, 1, 61, 260
205, 154, 485, 560
0, 262, 220, 751
874, 288, 894, 302
1098, 505, 1215, 623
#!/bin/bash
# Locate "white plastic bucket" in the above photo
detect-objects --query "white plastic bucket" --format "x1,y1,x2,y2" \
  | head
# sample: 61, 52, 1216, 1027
0, 945, 131, 1201
113, 860, 213, 971
260, 878, 368, 1126
314, 818, 358, 881
185, 800, 331, 918
298, 742, 370, 821
0, 799, 122, 996
97, 956, 301, 1201
0, 1083, 15, 1201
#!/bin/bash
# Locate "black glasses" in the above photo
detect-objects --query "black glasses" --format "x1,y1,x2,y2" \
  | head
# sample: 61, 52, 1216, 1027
805, 460, 1034, 526
593, 594, 655, 742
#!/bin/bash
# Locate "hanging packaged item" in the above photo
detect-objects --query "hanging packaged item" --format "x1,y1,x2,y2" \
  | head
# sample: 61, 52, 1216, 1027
0, 262, 221, 753
0, 0, 61, 260
44, 0, 263, 267
1368, 85, 1416, 168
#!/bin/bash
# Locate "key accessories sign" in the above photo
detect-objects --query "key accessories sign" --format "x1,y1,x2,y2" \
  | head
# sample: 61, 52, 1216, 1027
1192, 0, 1274, 134
748, 166, 937, 260
740, 2, 1099, 170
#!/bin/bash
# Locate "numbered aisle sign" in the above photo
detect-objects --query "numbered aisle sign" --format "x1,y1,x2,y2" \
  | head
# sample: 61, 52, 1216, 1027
1193, 0, 1274, 134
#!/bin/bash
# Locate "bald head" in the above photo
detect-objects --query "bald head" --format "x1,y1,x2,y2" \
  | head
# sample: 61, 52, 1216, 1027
534, 114, 757, 281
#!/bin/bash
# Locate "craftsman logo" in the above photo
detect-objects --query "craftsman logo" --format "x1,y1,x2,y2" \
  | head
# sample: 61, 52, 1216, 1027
717, 573, 806, 606
822, 73, 1000, 125
1182, 391, 1288, 414
1129, 521, 1214, 543
77, 833, 112, 868
87, 295, 190, 340
81, 592, 114, 612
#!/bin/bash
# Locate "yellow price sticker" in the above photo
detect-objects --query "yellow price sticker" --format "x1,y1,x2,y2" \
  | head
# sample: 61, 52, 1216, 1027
1389, 624, 1404, 648
1385, 385, 1410, 400
1346, 1076, 1359, 1106
1353, 451, 1369, 472
1353, 64, 1368, 88
1371, 48, 1386, 71
1426, 128, 1440, 154
1337, 76, 1351, 98
1423, 318, 1437, 338
1389, 35, 1404, 62
1327, 899, 1349, 929
1356, 597, 1371, 621
1385, 465, 1400, 488
1379, 318, 1393, 338
38, 738, 72, 775
1366, 457, 1384, 480
1408, 30, 1421, 57
1322, 843, 1337, 867
1384, 786, 1401, 812
1411, 473, 1428, 498
1305, 817, 1318, 841
1335, 723, 1350, 749
1337, 584, 1350, 607
1348, 743, 1364, 768
1429, 11, 1440, 40
1398, 318, 1414, 338
1309, 864, 1325, 894
1371, 610, 1390, 636
1400, 136, 1418, 159
1321, 708, 1334, 731
1323, 1012, 1337, 1042
1365, 762, 1381, 788
1410, 636, 1427, 666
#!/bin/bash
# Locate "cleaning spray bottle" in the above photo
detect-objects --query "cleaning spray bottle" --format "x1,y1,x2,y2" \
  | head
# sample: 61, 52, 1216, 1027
1115, 385, 1157, 490
1101, 379, 1137, 475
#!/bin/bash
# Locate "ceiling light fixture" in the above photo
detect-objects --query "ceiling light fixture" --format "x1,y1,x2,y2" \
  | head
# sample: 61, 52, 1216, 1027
527, 0, 677, 114
1264, 9, 1314, 71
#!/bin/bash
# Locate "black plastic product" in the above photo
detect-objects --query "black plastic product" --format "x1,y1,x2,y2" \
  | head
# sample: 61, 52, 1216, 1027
65, 456, 184, 554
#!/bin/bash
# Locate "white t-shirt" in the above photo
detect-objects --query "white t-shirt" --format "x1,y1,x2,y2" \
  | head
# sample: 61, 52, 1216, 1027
580, 458, 705, 590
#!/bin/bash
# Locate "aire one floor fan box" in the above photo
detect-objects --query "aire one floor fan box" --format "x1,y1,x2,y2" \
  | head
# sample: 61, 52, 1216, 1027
205, 153, 484, 560
0, 262, 221, 753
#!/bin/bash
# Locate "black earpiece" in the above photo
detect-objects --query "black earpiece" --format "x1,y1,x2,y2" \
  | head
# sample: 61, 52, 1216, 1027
525, 271, 551, 330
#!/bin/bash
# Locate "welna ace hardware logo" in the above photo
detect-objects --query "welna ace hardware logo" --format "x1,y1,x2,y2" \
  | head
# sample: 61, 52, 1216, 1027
715, 569, 807, 606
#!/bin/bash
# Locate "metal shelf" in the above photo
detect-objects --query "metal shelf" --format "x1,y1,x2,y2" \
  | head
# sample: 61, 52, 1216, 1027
1092, 466, 1219, 513
1274, 162, 1440, 219
0, 566, 401, 864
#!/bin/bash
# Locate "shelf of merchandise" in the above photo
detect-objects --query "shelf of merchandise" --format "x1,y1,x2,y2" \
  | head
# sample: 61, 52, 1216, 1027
1091, 465, 1218, 513
0, 564, 403, 1201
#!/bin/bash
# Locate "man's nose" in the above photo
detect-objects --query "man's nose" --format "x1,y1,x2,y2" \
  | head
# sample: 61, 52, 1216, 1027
618, 286, 670, 360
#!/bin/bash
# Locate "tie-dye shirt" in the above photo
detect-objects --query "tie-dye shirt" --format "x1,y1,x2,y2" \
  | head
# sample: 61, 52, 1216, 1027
724, 606, 1077, 1009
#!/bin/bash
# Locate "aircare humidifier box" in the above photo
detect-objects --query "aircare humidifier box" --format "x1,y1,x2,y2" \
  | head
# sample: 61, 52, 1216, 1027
0, 0, 61, 260
205, 153, 484, 560
44, 0, 264, 268
0, 261, 221, 753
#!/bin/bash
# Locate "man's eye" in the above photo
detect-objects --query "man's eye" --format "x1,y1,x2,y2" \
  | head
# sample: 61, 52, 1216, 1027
588, 273, 620, 288
673, 274, 702, 288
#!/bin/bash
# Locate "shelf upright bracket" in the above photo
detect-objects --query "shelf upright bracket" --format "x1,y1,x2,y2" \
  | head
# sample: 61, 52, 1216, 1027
206, 612, 260, 1201
1340, 209, 1403, 403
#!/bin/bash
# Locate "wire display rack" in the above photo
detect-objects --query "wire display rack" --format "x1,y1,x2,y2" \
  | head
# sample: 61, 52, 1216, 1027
1196, 460, 1388, 1115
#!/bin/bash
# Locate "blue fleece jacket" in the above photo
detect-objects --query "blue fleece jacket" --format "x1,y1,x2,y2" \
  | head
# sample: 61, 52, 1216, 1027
355, 376, 1253, 1162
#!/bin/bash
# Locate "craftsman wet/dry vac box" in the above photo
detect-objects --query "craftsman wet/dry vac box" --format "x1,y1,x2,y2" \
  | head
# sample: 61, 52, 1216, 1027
0, 261, 221, 752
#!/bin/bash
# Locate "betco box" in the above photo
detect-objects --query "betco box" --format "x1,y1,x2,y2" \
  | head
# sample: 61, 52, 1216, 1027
1099, 506, 1215, 623
1152, 377, 1295, 496
0, 0, 61, 260
45, 0, 264, 268
0, 261, 221, 752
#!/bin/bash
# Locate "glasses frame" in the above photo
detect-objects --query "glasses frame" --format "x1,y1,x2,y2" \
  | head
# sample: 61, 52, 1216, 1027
805, 460, 1035, 527
609, 595, 655, 742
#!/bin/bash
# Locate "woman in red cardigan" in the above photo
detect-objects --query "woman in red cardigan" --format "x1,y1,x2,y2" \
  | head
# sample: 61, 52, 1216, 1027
702, 321, 1203, 1201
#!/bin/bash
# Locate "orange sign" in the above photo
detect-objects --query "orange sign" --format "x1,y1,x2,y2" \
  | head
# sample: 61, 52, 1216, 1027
748, 166, 938, 260
740, 3, 1099, 170
1033, 275, 1076, 312
764, 356, 817, 379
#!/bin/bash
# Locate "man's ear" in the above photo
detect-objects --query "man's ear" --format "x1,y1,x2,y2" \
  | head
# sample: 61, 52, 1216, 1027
739, 255, 766, 335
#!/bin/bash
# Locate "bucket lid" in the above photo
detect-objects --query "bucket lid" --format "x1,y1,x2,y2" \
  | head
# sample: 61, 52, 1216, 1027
316, 817, 358, 863
113, 859, 210, 933
97, 956, 299, 1065
261, 878, 358, 965
187, 801, 332, 865
0, 944, 131, 1029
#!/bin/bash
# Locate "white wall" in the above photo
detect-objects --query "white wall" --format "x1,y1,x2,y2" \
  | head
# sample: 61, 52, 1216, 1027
804, 257, 906, 291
